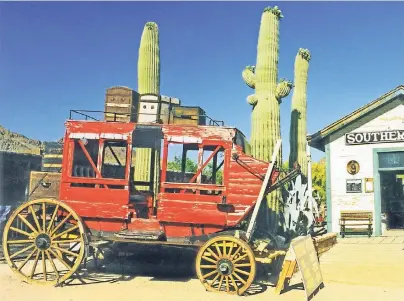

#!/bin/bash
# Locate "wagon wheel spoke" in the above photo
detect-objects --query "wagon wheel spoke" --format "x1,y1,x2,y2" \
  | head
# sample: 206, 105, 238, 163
218, 275, 224, 291
47, 204, 59, 233
201, 255, 217, 264
2, 199, 86, 285
229, 274, 239, 290
214, 243, 222, 257
202, 269, 218, 280
234, 267, 251, 276
50, 213, 72, 236
51, 238, 81, 244
30, 250, 41, 279
9, 226, 34, 238
200, 264, 216, 269
17, 214, 38, 234
17, 248, 37, 271
29, 205, 42, 232
7, 239, 34, 245
42, 251, 47, 281
42, 202, 47, 232
45, 250, 60, 280
222, 240, 227, 256
232, 271, 246, 285
52, 245, 80, 258
9, 244, 35, 259
230, 246, 242, 260
52, 225, 79, 241
196, 236, 256, 295
206, 247, 219, 260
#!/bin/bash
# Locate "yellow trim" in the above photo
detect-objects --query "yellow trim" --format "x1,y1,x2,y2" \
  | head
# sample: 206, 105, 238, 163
43, 164, 62, 168
43, 154, 63, 159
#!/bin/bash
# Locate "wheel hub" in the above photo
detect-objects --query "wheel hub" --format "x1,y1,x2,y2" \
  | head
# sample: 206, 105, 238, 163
35, 233, 51, 250
217, 259, 233, 276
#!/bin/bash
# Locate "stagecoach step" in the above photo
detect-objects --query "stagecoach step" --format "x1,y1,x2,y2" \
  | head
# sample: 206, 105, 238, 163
114, 229, 165, 241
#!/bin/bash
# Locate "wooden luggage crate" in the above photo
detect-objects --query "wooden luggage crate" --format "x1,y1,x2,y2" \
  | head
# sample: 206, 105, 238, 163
104, 86, 139, 122
28, 171, 61, 201
171, 106, 206, 125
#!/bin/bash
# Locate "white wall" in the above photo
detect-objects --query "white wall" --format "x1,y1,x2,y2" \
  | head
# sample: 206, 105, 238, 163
328, 104, 404, 234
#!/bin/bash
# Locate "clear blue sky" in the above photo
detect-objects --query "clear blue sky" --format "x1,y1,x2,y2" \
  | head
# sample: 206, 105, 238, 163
1, 1, 403, 162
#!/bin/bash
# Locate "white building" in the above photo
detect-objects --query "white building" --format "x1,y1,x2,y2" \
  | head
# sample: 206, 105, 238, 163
308, 85, 404, 236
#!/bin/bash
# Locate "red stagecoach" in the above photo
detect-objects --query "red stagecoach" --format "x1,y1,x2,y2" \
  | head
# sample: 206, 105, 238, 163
2, 111, 300, 295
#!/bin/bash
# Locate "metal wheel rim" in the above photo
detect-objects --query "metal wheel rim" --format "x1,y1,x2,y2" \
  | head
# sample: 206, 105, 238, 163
2, 198, 86, 285
195, 235, 256, 295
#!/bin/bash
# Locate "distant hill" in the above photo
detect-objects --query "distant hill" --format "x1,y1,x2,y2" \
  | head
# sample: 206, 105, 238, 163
0, 125, 42, 155
0, 125, 126, 163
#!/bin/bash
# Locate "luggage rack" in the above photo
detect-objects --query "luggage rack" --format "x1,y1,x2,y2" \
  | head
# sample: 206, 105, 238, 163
69, 110, 225, 126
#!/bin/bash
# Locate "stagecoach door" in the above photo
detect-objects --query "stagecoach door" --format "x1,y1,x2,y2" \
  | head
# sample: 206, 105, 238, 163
157, 137, 229, 226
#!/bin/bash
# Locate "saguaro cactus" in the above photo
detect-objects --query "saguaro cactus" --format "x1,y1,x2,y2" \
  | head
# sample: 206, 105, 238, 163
138, 22, 160, 94
289, 48, 311, 177
135, 22, 160, 190
242, 6, 293, 219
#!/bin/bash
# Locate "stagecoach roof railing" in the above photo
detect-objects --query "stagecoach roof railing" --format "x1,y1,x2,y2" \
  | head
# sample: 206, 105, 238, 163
69, 110, 225, 127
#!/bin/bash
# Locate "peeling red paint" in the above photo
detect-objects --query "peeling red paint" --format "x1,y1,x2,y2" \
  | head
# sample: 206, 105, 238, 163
58, 120, 286, 242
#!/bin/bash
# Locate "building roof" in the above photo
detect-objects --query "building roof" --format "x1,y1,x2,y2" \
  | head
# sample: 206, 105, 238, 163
307, 85, 404, 151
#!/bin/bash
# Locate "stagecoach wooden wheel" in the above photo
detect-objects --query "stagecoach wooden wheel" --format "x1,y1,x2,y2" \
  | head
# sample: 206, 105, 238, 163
2, 198, 87, 285
195, 235, 256, 295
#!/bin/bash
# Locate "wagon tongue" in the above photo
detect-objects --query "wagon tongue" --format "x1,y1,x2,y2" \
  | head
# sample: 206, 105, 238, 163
115, 229, 165, 241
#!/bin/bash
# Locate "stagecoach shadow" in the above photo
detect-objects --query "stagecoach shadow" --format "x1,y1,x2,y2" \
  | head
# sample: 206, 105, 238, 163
61, 245, 197, 286
60, 245, 279, 296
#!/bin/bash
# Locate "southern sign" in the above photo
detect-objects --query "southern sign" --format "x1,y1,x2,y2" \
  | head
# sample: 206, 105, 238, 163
345, 130, 404, 145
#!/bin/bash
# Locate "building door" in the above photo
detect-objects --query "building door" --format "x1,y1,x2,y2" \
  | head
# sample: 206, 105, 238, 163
380, 171, 404, 230
375, 149, 404, 235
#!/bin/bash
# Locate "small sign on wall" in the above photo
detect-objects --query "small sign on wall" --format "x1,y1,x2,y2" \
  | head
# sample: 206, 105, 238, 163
346, 179, 362, 193
365, 178, 374, 193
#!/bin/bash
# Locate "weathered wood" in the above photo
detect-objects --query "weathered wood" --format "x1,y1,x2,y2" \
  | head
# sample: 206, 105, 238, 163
104, 86, 139, 122
339, 210, 373, 238
28, 171, 61, 201
171, 106, 206, 125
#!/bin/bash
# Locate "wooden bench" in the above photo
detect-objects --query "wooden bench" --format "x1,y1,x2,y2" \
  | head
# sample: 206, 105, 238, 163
339, 210, 373, 238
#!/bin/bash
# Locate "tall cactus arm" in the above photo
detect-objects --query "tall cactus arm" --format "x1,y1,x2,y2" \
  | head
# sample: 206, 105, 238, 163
242, 65, 256, 89
247, 94, 258, 106
276, 79, 293, 101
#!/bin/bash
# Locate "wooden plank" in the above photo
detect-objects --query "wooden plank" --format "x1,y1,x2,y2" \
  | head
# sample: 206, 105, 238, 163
245, 139, 281, 240
391, 236, 404, 244
381, 237, 396, 244
371, 237, 386, 244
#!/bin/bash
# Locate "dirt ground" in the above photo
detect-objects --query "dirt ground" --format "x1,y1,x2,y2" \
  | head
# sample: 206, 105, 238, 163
1, 238, 404, 301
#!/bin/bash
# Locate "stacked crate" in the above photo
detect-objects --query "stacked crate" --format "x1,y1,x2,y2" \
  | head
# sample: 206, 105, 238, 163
104, 86, 139, 122
137, 94, 181, 124
171, 106, 206, 126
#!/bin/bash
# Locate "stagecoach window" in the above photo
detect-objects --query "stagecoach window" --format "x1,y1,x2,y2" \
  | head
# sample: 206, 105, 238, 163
71, 139, 99, 178
201, 146, 224, 186
164, 142, 224, 194
101, 140, 128, 179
